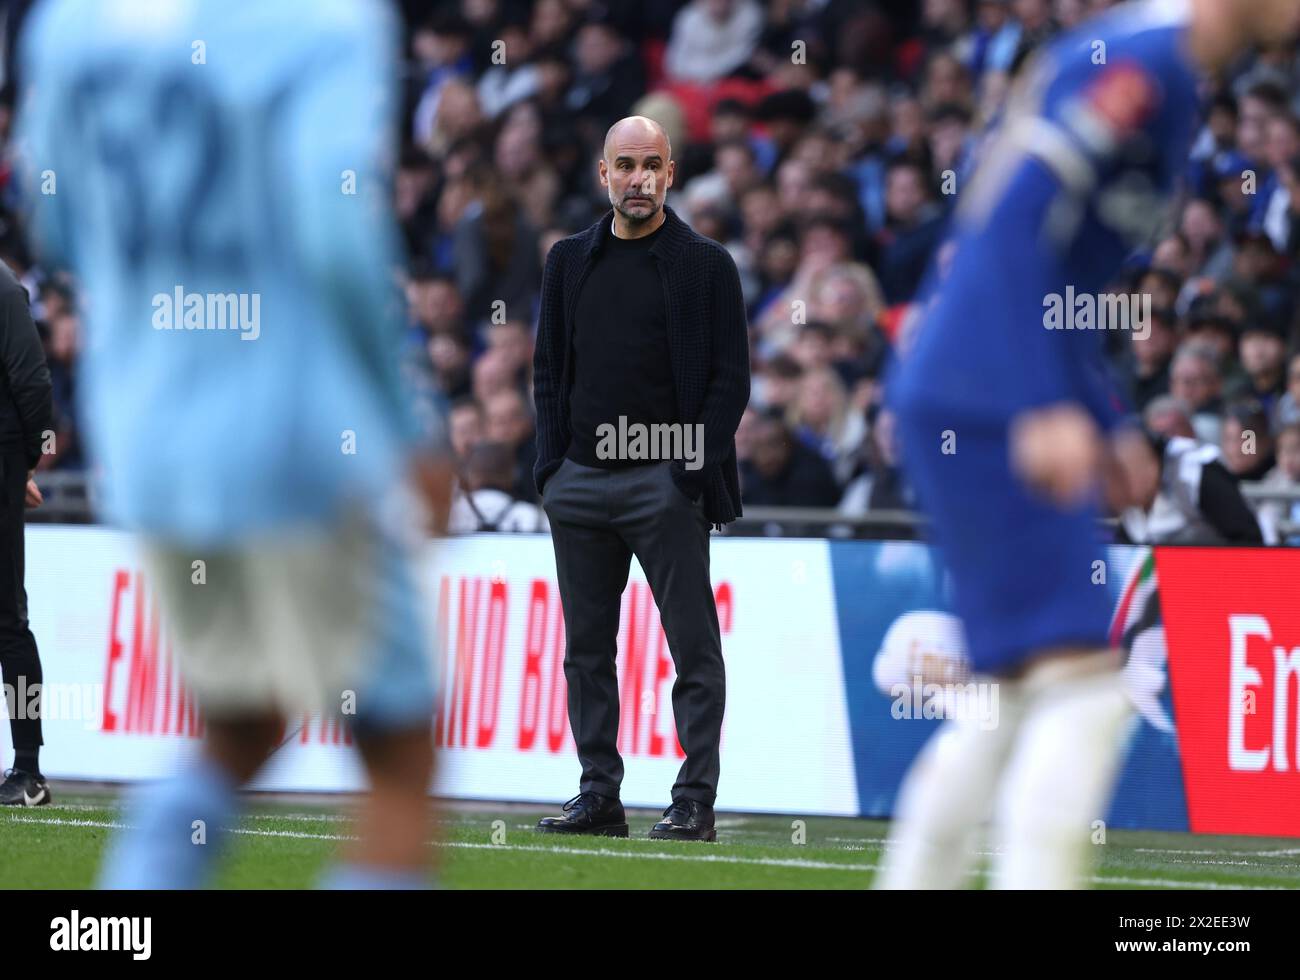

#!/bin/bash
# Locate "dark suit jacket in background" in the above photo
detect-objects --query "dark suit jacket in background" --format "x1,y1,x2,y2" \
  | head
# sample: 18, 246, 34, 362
0, 263, 53, 470
532, 205, 751, 528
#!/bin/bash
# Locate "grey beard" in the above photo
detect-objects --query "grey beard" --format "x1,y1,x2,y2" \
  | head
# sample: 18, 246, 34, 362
614, 197, 662, 223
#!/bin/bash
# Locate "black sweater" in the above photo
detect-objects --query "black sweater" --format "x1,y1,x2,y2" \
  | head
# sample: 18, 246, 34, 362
566, 219, 676, 468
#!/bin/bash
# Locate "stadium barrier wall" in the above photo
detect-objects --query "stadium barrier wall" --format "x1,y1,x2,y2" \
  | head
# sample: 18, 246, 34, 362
10, 526, 1298, 837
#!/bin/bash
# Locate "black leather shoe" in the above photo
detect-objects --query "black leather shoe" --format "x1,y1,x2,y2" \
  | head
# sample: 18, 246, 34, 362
536, 792, 628, 836
0, 769, 51, 806
649, 799, 716, 842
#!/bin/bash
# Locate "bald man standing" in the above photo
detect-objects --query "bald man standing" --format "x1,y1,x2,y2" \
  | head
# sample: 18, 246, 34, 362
533, 116, 750, 841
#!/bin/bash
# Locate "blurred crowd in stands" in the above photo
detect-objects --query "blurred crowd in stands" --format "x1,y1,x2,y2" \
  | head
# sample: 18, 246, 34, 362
4, 0, 1300, 538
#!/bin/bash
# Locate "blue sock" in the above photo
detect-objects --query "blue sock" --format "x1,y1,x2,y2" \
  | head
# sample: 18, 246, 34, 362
319, 863, 432, 890
98, 754, 239, 889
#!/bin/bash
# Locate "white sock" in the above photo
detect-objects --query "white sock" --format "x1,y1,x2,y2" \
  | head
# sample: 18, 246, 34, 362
876, 684, 1025, 889
991, 664, 1133, 889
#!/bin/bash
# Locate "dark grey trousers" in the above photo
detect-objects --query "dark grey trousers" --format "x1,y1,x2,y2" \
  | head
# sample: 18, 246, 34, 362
542, 457, 725, 805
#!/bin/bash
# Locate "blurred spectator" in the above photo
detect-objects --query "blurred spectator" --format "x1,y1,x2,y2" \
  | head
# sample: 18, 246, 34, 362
1221, 400, 1276, 482
839, 408, 914, 514
1136, 268, 1181, 313
1213, 151, 1257, 237
567, 18, 645, 136
429, 329, 474, 401
1144, 395, 1198, 442
1129, 306, 1178, 412
790, 321, 836, 372
453, 175, 541, 328
1180, 197, 1234, 280
448, 442, 548, 533
1236, 81, 1288, 164
1257, 422, 1300, 544
1228, 315, 1289, 418
411, 10, 476, 147
664, 0, 764, 83
1183, 301, 1243, 381
408, 269, 465, 336
476, 15, 540, 119
39, 304, 80, 470
473, 347, 521, 404
396, 148, 440, 259
483, 387, 538, 502
449, 396, 485, 464
1119, 432, 1264, 546
970, 0, 1020, 78
740, 413, 841, 507
1151, 232, 1194, 281
790, 367, 866, 485
1273, 350, 1300, 429
874, 158, 945, 303
756, 89, 817, 166
485, 319, 534, 386
753, 353, 803, 416
1170, 344, 1226, 445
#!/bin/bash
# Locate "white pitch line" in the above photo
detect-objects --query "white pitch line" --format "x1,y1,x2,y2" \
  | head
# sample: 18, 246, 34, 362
1133, 846, 1300, 858
2, 813, 1286, 889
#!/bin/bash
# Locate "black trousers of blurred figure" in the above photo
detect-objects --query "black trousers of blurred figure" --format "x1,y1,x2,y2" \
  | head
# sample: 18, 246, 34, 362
542, 457, 725, 805
0, 453, 41, 759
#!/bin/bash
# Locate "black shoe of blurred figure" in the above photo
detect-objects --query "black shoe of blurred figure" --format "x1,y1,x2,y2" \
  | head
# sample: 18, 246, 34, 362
649, 799, 716, 841
0, 769, 51, 806
536, 792, 628, 836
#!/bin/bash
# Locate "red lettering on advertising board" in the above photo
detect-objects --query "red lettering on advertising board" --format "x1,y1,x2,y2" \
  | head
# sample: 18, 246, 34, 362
476, 578, 508, 748
1157, 547, 1300, 836
546, 601, 569, 753
102, 570, 130, 732
510, 576, 733, 759
102, 568, 199, 737
518, 579, 548, 751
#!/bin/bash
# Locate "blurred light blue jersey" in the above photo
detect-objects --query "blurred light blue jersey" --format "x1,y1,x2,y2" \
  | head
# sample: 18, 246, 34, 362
17, 0, 420, 545
892, 0, 1201, 432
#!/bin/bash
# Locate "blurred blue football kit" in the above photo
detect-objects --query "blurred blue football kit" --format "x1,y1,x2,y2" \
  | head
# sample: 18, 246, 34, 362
890, 0, 1200, 676
881, 0, 1201, 889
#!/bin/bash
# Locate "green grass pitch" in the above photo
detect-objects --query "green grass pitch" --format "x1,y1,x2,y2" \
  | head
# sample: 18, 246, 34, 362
1, 785, 1297, 889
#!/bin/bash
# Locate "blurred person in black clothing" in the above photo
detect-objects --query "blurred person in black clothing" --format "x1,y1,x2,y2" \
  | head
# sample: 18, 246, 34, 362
755, 89, 817, 168
454, 174, 541, 328
740, 413, 841, 508
396, 147, 440, 259
1118, 429, 1264, 546
1129, 306, 1178, 412
1229, 315, 1289, 419
484, 387, 538, 503
875, 158, 945, 303
566, 18, 645, 140
1221, 399, 1277, 482
839, 407, 915, 514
